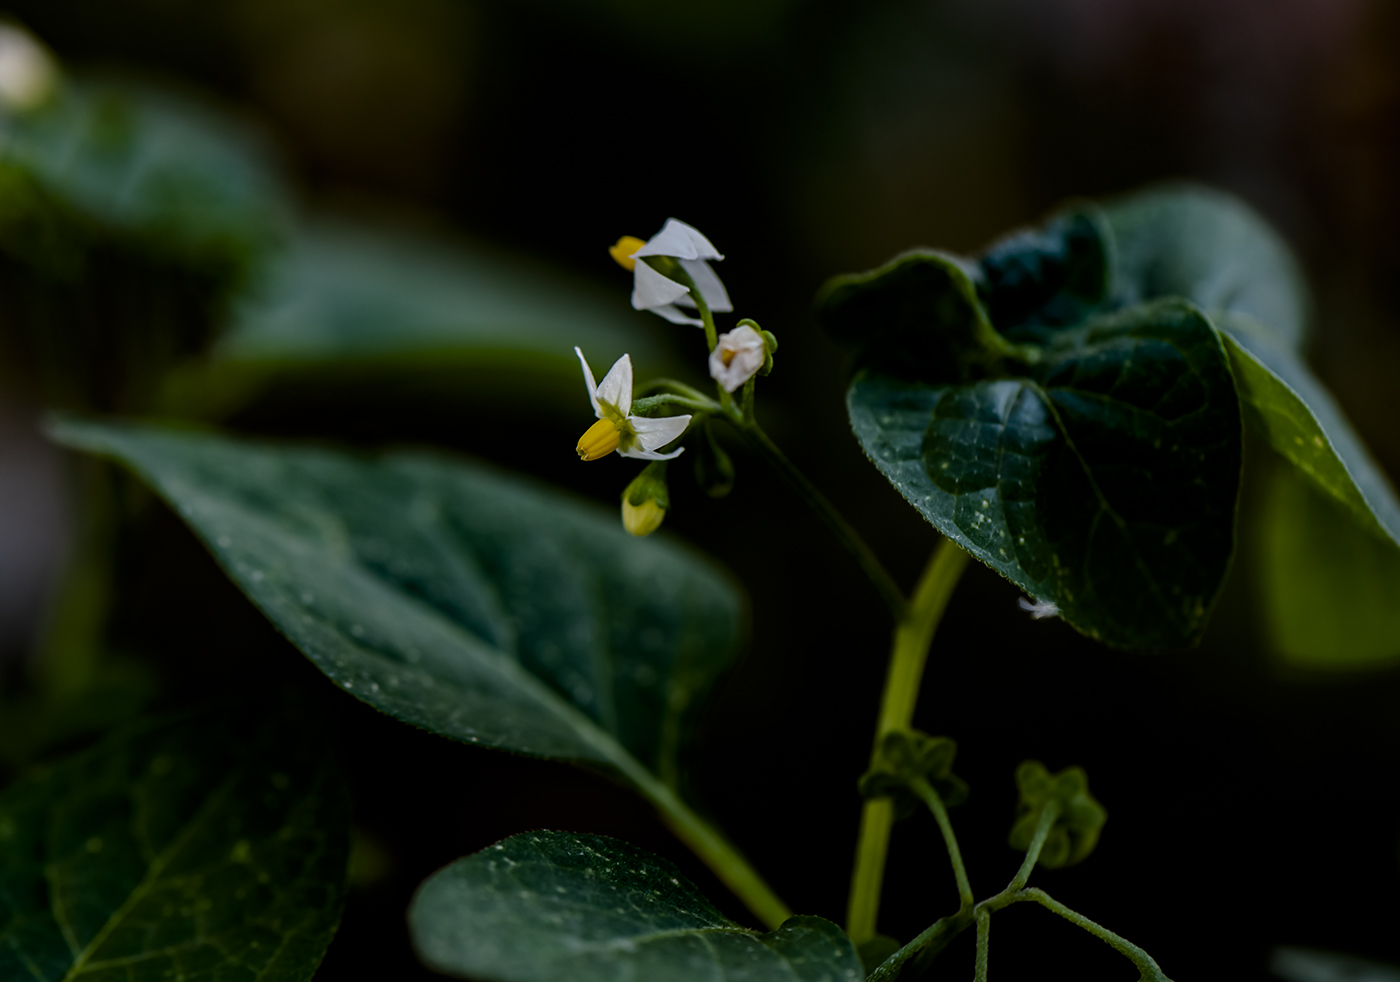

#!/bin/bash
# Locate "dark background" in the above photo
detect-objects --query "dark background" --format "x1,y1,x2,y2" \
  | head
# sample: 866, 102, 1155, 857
2, 0, 1398, 978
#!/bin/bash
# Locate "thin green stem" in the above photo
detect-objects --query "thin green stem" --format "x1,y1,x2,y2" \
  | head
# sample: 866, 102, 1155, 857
1008, 889, 1174, 982
624, 760, 792, 930
637, 378, 723, 409
630, 393, 718, 417
909, 777, 973, 908
668, 265, 718, 352
847, 539, 970, 943
1007, 801, 1059, 894
974, 908, 991, 982
742, 423, 909, 621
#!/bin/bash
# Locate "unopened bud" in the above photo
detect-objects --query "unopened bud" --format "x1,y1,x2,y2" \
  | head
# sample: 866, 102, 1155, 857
620, 461, 670, 536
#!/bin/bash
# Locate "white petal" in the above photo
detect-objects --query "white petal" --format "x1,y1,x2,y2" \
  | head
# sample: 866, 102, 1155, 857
575, 346, 602, 416
633, 219, 723, 261
620, 445, 686, 461
631, 413, 691, 451
708, 326, 766, 392
648, 303, 705, 327
674, 258, 732, 313
632, 259, 691, 310
596, 353, 633, 417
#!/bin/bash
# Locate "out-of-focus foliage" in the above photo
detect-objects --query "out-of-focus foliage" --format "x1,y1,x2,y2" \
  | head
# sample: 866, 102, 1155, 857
0, 701, 349, 982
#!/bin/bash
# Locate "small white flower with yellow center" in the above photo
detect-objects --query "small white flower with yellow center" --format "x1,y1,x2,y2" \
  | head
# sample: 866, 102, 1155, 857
709, 324, 767, 392
609, 219, 733, 326
574, 347, 691, 461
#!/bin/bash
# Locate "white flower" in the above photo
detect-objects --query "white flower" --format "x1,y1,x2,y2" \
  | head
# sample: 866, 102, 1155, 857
574, 347, 691, 461
708, 325, 766, 392
611, 219, 732, 326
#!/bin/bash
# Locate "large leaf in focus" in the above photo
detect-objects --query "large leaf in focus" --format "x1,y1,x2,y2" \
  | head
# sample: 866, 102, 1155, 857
846, 299, 1241, 649
0, 702, 348, 981
409, 831, 861, 982
1102, 183, 1310, 353
1220, 325, 1400, 668
214, 217, 667, 373
0, 78, 289, 276
50, 421, 741, 792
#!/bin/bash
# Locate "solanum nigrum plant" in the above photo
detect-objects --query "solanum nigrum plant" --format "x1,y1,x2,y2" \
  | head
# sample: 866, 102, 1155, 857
3, 32, 1399, 979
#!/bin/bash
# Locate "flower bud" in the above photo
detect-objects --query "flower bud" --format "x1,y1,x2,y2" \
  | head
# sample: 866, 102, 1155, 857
0, 24, 58, 112
620, 461, 670, 536
1008, 760, 1106, 868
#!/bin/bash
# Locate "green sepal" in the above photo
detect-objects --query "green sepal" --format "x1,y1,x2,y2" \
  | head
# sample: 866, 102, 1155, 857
858, 729, 968, 820
735, 318, 779, 376
692, 421, 735, 499
623, 459, 670, 509
1009, 760, 1106, 869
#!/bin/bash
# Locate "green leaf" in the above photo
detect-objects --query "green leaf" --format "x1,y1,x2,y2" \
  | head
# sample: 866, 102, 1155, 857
1254, 461, 1400, 670
408, 831, 862, 982
846, 299, 1241, 649
0, 78, 289, 277
1221, 325, 1400, 544
1215, 325, 1400, 668
0, 702, 349, 981
1101, 183, 1310, 354
186, 217, 670, 404
49, 420, 741, 789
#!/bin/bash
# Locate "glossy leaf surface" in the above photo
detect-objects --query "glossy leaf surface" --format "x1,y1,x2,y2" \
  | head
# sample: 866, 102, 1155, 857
51, 421, 742, 785
409, 831, 862, 982
845, 300, 1241, 649
0, 703, 348, 981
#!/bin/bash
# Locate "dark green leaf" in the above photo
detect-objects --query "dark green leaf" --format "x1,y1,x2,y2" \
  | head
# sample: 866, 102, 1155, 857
847, 299, 1241, 649
408, 831, 862, 982
49, 421, 741, 792
977, 208, 1109, 331
214, 217, 668, 372
1101, 183, 1310, 353
1221, 324, 1400, 544
0, 78, 289, 276
0, 702, 349, 982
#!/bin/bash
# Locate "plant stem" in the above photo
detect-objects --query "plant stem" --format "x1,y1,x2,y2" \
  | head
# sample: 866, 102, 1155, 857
742, 422, 909, 621
910, 777, 973, 907
846, 539, 970, 943
669, 265, 719, 352
974, 908, 991, 982
1007, 800, 1059, 894
1005, 889, 1174, 982
626, 761, 792, 930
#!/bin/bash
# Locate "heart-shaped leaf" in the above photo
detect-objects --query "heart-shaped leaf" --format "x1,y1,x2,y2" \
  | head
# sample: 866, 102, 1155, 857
49, 420, 788, 926
409, 830, 862, 982
844, 298, 1241, 650
0, 701, 349, 982
50, 420, 740, 783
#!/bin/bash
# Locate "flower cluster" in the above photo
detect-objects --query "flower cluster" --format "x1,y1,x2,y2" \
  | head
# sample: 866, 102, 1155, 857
577, 219, 778, 536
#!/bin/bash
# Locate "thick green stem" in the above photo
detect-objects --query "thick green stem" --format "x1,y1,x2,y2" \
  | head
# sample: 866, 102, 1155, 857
974, 908, 991, 982
1007, 889, 1174, 982
742, 423, 909, 621
846, 539, 970, 943
910, 777, 973, 907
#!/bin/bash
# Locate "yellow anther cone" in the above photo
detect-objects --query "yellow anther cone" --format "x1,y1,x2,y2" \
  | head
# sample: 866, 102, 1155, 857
609, 236, 646, 272
577, 419, 621, 461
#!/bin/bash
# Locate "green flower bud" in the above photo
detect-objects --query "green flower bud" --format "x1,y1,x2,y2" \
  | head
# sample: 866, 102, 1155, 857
620, 461, 670, 537
858, 729, 968, 819
1008, 760, 1106, 869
